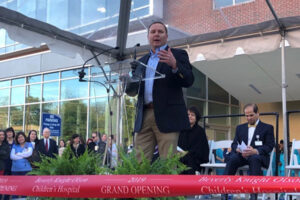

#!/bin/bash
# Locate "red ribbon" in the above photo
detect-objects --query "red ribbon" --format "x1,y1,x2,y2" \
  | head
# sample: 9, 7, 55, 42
1, 175, 300, 198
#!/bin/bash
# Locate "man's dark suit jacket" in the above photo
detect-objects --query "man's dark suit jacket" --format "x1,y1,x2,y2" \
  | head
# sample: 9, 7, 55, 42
126, 47, 194, 133
36, 138, 58, 158
231, 121, 275, 167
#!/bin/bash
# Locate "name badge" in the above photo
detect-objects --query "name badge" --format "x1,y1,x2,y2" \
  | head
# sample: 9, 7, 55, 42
255, 141, 263, 146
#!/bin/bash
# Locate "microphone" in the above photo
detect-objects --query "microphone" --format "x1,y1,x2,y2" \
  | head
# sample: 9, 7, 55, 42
131, 43, 140, 74
78, 46, 119, 82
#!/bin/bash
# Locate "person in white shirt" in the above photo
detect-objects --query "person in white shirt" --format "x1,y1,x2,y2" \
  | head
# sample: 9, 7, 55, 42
223, 104, 275, 200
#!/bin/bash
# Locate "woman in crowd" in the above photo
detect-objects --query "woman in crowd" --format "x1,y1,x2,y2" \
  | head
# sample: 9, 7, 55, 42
58, 139, 66, 157
70, 134, 85, 158
0, 130, 10, 174
0, 130, 10, 199
26, 129, 41, 166
86, 138, 93, 146
26, 130, 39, 149
10, 131, 33, 199
3, 127, 15, 200
178, 106, 209, 174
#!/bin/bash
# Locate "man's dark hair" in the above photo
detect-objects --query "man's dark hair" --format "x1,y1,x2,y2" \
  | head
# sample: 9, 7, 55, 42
5, 127, 15, 138
243, 103, 259, 113
280, 139, 284, 144
15, 131, 26, 145
188, 106, 201, 123
92, 132, 101, 138
148, 21, 168, 34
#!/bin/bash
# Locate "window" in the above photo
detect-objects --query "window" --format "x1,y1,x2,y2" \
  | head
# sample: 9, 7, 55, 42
0, 88, 9, 105
214, 0, 253, 9
43, 81, 59, 102
0, 107, 8, 129
61, 79, 88, 100
208, 78, 229, 103
25, 104, 40, 133
60, 100, 87, 139
187, 67, 206, 99
26, 84, 41, 103
208, 102, 229, 125
11, 86, 25, 105
89, 98, 107, 134
10, 106, 24, 132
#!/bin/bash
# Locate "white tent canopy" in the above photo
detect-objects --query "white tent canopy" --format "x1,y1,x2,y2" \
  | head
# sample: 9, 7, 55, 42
189, 30, 300, 103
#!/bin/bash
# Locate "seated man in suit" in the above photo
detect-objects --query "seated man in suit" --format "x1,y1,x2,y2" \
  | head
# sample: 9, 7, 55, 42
36, 128, 58, 158
223, 103, 275, 200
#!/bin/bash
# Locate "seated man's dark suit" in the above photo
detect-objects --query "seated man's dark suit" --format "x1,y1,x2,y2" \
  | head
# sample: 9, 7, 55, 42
36, 138, 58, 158
224, 120, 275, 176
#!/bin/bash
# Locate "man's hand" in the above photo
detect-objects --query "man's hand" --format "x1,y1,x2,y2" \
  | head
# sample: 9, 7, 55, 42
242, 146, 258, 158
158, 48, 177, 69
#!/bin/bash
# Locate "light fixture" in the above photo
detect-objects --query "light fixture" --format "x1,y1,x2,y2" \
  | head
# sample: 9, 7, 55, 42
196, 53, 206, 61
97, 7, 106, 13
249, 84, 261, 94
235, 47, 245, 55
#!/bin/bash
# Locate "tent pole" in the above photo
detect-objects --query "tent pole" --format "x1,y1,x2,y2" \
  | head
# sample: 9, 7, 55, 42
281, 35, 288, 174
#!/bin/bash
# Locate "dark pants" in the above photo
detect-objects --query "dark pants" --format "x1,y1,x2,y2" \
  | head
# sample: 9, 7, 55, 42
224, 153, 264, 175
11, 171, 29, 199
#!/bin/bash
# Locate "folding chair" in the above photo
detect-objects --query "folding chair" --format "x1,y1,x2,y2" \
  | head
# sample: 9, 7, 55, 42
285, 139, 300, 200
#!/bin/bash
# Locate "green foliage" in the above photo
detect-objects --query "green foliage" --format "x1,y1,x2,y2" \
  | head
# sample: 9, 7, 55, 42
112, 148, 188, 200
29, 145, 109, 176
29, 146, 188, 200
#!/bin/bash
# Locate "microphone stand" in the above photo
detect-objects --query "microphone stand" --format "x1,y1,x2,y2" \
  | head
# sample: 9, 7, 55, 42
78, 47, 118, 167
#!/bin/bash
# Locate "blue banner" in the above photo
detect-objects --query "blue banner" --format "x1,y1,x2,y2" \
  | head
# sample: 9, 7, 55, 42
41, 113, 61, 136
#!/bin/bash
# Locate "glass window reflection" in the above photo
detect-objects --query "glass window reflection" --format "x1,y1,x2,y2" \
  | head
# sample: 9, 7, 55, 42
25, 104, 40, 134
89, 98, 107, 134
208, 78, 229, 103
11, 86, 25, 105
231, 106, 240, 127
231, 95, 239, 105
61, 68, 88, 79
27, 75, 41, 83
214, 0, 233, 8
0, 80, 10, 88
90, 76, 110, 97
44, 72, 59, 81
0, 88, 9, 105
47, 0, 68, 29
18, 0, 36, 18
12, 78, 25, 86
208, 102, 229, 125
61, 100, 87, 139
187, 68, 206, 99
0, 107, 8, 129
26, 84, 41, 103
42, 102, 58, 114
43, 82, 59, 102
10, 106, 24, 132
61, 79, 88, 100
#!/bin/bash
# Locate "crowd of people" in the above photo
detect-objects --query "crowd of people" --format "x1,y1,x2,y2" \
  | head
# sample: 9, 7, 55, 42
0, 126, 117, 200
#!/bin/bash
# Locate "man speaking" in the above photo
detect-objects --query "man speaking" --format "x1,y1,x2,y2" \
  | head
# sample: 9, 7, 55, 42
125, 21, 194, 161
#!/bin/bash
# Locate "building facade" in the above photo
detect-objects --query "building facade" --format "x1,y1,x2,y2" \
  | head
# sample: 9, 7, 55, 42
0, 0, 299, 143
